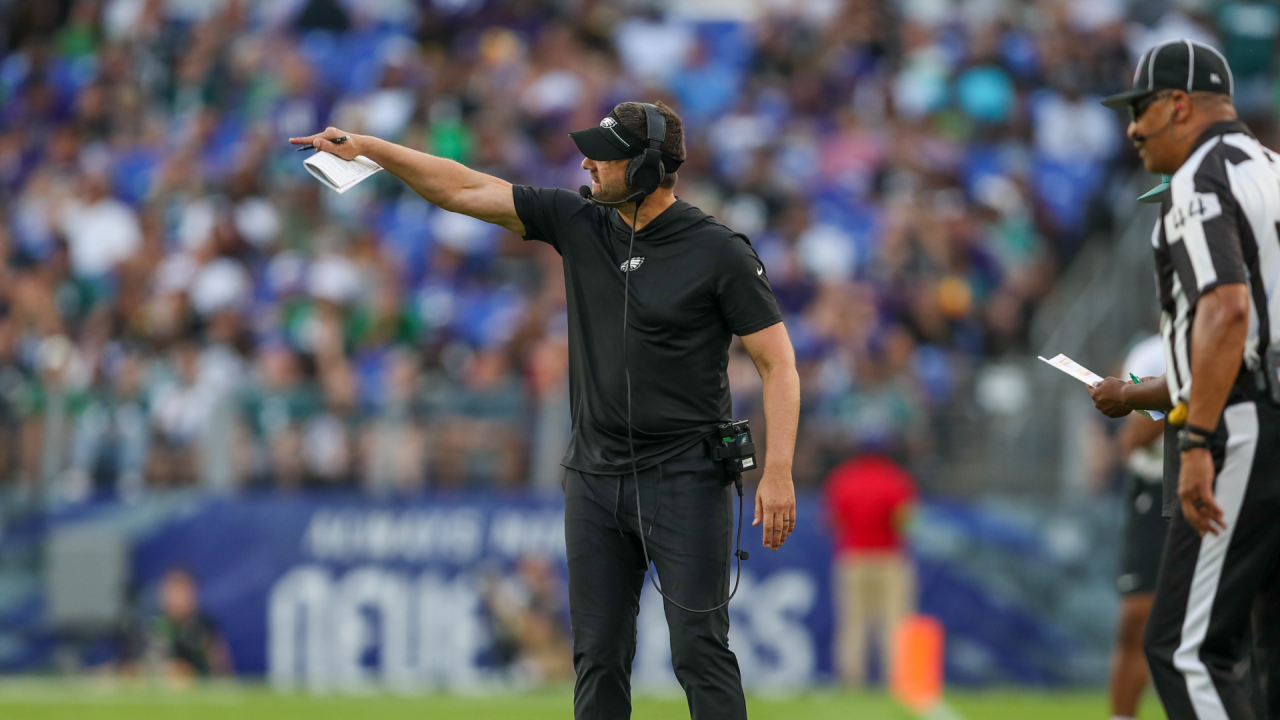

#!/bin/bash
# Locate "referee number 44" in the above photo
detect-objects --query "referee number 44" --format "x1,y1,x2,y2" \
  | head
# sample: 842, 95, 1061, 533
1167, 192, 1222, 232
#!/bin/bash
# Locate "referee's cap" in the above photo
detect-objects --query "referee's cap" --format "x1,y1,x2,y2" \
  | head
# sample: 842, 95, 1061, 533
1102, 39, 1234, 111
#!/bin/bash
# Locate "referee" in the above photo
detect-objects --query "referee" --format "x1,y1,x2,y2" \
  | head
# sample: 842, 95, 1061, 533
1090, 41, 1280, 719
291, 102, 800, 720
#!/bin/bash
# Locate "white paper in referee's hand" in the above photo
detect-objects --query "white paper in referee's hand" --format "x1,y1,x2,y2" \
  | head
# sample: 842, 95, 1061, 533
303, 151, 382, 193
1037, 353, 1105, 387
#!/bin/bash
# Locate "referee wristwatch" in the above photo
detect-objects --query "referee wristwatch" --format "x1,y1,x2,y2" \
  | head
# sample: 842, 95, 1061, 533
1177, 426, 1213, 452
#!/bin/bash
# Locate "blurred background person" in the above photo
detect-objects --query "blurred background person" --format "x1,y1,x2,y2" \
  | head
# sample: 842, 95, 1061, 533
120, 568, 232, 682
481, 556, 573, 686
823, 448, 918, 689
67, 349, 149, 501
1107, 334, 1166, 720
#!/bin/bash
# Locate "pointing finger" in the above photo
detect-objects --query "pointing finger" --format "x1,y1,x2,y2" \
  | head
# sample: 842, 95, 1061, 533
288, 127, 344, 146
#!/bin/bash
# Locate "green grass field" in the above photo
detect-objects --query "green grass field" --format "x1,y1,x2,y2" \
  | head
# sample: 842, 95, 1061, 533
0, 681, 1170, 720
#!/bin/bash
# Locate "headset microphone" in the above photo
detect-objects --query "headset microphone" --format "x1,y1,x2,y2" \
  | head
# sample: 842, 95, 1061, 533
579, 184, 647, 207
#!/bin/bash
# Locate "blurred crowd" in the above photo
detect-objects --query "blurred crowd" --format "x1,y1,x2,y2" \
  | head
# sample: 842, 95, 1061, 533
0, 0, 1275, 501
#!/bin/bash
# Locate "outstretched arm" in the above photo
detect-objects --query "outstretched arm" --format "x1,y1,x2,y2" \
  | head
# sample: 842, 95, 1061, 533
289, 127, 525, 235
740, 322, 800, 551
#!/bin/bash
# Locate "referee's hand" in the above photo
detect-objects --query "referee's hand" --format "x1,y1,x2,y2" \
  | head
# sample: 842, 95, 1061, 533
1179, 448, 1225, 536
754, 467, 796, 551
289, 127, 363, 161
1088, 377, 1133, 418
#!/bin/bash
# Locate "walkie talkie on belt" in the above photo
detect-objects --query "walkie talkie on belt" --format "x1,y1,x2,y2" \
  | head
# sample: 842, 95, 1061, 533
712, 420, 754, 564
713, 420, 756, 476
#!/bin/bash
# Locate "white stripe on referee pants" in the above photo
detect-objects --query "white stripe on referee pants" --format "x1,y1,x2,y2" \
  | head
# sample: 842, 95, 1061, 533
1172, 402, 1259, 720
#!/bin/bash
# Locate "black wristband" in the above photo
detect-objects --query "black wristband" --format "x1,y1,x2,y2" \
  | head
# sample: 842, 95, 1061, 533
1183, 422, 1216, 438
1179, 429, 1211, 452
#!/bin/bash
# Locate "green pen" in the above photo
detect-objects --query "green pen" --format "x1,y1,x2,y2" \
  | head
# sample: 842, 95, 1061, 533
1129, 373, 1155, 420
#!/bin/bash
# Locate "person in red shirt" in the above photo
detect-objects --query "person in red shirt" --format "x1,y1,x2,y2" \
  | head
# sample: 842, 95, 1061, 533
823, 452, 918, 688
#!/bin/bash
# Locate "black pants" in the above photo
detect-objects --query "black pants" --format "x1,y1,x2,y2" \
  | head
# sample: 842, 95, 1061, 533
1145, 399, 1280, 719
563, 445, 746, 720
1251, 586, 1280, 720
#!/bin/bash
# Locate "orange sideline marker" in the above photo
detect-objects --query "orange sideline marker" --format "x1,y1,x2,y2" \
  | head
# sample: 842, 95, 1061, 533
890, 614, 945, 714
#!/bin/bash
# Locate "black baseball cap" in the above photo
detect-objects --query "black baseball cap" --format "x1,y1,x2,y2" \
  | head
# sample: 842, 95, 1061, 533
569, 110, 684, 172
1102, 39, 1234, 110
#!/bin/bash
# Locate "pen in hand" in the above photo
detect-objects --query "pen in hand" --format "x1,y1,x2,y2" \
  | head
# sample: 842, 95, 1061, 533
297, 136, 349, 152
1129, 373, 1156, 420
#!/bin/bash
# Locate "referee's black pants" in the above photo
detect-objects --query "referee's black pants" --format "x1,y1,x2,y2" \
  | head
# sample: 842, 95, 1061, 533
563, 444, 747, 720
1145, 398, 1280, 719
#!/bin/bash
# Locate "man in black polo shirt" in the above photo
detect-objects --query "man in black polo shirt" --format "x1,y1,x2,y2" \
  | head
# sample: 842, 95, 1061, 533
292, 101, 800, 720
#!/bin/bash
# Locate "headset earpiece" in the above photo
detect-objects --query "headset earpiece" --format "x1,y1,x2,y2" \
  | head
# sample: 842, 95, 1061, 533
625, 149, 665, 197
624, 104, 667, 198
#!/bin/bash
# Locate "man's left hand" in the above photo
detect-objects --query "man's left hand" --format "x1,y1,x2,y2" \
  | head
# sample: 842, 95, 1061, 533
754, 467, 796, 551
1179, 448, 1225, 536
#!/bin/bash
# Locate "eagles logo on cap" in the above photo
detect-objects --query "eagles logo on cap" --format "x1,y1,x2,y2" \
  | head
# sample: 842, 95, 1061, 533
569, 106, 684, 172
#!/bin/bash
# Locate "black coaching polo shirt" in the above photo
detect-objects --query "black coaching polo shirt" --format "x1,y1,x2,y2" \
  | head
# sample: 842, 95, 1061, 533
513, 186, 783, 475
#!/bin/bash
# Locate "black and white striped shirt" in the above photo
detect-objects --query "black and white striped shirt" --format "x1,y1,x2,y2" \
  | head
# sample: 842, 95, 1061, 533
1153, 120, 1280, 408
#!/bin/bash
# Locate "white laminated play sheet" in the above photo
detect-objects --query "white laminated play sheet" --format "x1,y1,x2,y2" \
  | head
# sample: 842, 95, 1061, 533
1037, 353, 1104, 387
304, 151, 382, 193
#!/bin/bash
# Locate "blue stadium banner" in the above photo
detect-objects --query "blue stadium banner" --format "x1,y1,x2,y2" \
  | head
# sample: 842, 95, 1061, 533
132, 496, 833, 689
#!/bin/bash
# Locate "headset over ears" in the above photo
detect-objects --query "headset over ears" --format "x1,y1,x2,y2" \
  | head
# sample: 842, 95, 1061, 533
624, 103, 667, 198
